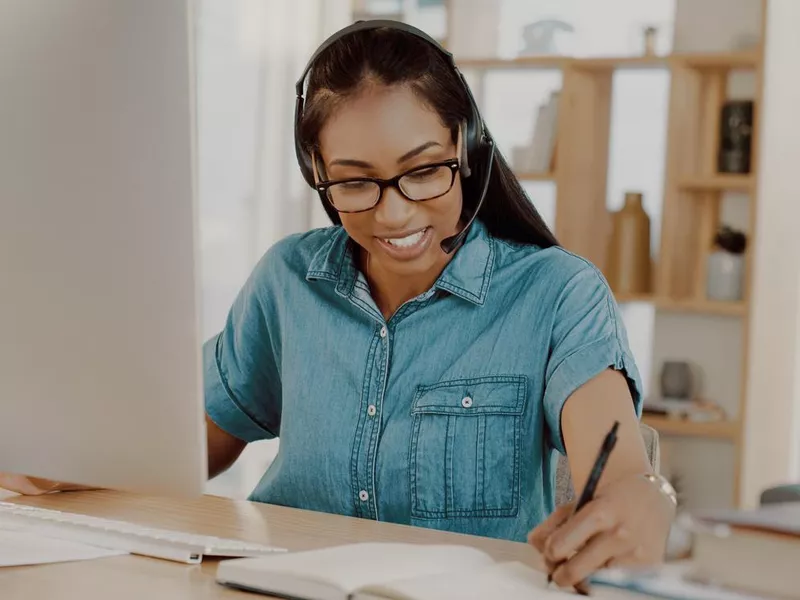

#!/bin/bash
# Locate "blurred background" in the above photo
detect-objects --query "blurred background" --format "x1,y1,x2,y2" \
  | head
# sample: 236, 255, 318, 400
199, 0, 800, 515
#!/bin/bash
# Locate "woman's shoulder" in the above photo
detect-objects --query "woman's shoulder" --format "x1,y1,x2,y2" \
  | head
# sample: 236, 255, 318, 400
250, 225, 344, 283
492, 237, 609, 294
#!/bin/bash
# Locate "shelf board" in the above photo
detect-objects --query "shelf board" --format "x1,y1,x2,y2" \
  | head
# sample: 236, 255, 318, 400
457, 56, 569, 70
656, 297, 747, 316
614, 294, 747, 316
642, 415, 740, 440
515, 171, 556, 182
573, 55, 668, 71
678, 174, 754, 192
675, 50, 761, 70
456, 51, 760, 72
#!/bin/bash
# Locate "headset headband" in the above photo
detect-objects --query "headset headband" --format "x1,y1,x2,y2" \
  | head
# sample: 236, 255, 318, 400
295, 20, 457, 97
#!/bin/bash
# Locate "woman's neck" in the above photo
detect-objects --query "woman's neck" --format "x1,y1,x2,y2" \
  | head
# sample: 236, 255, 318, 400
363, 250, 452, 321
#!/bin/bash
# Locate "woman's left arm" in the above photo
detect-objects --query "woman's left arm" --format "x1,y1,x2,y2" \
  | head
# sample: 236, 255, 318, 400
529, 368, 677, 589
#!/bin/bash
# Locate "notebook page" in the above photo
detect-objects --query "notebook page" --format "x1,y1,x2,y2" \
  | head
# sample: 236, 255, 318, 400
0, 527, 126, 567
222, 543, 495, 594
354, 561, 574, 600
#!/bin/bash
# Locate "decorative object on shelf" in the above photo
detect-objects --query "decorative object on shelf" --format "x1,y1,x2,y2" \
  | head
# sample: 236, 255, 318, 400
660, 360, 694, 400
518, 20, 574, 56
606, 192, 652, 296
512, 90, 560, 174
717, 100, 754, 174
643, 26, 658, 56
643, 398, 726, 423
707, 225, 747, 302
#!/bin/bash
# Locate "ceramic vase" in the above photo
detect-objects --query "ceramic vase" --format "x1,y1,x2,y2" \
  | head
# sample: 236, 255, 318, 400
606, 192, 652, 295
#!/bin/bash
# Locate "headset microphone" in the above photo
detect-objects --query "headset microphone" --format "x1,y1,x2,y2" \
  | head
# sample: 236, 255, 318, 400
440, 139, 495, 254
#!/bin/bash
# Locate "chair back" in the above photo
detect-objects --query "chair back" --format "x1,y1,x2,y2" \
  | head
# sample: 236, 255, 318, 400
555, 423, 660, 507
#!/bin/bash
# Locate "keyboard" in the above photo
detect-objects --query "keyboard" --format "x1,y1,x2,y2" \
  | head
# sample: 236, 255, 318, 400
0, 501, 285, 564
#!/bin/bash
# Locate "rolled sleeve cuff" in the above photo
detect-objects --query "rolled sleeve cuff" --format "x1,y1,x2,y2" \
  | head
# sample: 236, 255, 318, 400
203, 335, 276, 443
543, 335, 643, 455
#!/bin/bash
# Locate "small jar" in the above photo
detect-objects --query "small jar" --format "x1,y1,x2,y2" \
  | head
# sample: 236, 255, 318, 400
706, 250, 744, 301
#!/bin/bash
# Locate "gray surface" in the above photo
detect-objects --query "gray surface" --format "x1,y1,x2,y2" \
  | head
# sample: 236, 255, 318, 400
0, 0, 207, 496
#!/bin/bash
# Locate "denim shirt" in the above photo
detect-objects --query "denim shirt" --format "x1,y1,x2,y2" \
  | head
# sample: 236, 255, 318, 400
204, 219, 643, 542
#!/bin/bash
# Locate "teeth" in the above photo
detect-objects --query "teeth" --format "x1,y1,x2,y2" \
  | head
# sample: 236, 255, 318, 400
384, 229, 426, 248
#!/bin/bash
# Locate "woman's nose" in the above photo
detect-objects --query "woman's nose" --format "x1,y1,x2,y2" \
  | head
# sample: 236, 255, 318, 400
373, 185, 414, 227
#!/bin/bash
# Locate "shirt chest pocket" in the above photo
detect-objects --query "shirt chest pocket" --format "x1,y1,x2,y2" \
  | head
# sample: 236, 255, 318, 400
409, 375, 527, 519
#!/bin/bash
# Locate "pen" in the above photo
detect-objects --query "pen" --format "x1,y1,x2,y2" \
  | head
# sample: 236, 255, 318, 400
547, 420, 620, 596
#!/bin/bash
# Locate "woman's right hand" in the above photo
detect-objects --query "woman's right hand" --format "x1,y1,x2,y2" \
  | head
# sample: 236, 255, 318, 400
0, 472, 93, 496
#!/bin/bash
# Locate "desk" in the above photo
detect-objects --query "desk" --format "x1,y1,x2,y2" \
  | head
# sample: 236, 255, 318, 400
1, 490, 644, 599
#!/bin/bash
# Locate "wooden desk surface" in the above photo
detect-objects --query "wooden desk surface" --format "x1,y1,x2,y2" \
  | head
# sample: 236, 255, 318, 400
0, 490, 643, 599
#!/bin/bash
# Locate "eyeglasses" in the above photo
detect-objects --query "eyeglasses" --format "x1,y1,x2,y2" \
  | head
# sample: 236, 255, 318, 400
315, 158, 460, 214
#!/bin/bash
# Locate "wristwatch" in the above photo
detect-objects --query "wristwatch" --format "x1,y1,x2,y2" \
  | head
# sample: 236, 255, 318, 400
643, 473, 678, 507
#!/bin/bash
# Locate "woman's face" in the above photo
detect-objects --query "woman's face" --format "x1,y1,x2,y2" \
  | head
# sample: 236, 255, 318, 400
317, 84, 462, 278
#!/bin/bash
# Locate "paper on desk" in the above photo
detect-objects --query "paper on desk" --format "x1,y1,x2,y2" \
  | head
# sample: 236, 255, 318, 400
0, 526, 127, 567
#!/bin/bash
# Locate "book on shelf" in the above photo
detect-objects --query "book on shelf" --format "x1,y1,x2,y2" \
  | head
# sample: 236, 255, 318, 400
512, 90, 560, 174
688, 503, 800, 599
216, 542, 573, 600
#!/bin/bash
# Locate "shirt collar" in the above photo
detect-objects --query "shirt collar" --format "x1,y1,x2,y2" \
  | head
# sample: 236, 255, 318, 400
306, 219, 495, 306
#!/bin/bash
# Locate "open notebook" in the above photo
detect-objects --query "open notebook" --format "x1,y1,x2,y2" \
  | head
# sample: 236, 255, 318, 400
216, 542, 573, 600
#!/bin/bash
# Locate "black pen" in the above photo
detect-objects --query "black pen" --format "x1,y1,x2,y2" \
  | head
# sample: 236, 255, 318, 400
547, 420, 620, 595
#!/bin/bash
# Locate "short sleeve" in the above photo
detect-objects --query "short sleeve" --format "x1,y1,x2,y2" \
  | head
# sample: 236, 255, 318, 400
203, 252, 282, 443
543, 264, 643, 454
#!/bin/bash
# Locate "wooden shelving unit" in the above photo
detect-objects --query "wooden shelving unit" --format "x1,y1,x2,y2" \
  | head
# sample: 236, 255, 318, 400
614, 294, 748, 317
642, 415, 740, 441
456, 51, 760, 73
351, 0, 768, 509
677, 174, 754, 192
515, 172, 556, 182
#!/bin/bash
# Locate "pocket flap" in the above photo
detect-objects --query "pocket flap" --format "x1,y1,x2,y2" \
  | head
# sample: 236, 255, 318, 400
411, 376, 527, 416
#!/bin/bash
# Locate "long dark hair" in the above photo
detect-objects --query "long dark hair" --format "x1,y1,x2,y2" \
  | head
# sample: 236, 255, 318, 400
298, 26, 559, 248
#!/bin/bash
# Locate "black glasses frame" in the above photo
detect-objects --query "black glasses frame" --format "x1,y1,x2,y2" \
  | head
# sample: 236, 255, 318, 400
315, 158, 461, 214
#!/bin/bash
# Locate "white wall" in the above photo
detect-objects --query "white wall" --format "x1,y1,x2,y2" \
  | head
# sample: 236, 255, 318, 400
673, 0, 762, 52
740, 0, 800, 506
198, 0, 351, 499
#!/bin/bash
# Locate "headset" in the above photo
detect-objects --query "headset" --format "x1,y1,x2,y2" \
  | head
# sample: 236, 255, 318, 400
293, 19, 495, 254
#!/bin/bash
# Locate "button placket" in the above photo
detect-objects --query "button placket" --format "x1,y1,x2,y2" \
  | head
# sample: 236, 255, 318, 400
359, 322, 389, 520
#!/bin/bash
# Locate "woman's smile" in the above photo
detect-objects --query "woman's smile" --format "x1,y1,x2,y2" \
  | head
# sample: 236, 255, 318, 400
375, 226, 433, 261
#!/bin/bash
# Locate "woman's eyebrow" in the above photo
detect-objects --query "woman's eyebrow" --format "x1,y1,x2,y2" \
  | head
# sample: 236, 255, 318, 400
328, 141, 443, 170
328, 158, 373, 169
397, 141, 442, 163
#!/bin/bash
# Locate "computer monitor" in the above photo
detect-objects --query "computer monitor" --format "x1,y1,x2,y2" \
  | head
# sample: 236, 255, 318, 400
0, 0, 207, 496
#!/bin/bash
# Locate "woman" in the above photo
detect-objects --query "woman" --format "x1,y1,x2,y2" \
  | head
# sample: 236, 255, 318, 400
1, 22, 675, 590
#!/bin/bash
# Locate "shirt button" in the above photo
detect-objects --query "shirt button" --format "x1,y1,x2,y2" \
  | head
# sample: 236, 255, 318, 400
359, 490, 369, 502
461, 396, 473, 408
367, 405, 377, 417
379, 326, 387, 338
